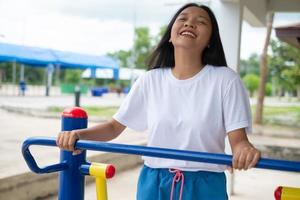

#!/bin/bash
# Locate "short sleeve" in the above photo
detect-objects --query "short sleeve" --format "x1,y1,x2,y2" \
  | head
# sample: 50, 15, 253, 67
113, 75, 148, 132
222, 77, 252, 134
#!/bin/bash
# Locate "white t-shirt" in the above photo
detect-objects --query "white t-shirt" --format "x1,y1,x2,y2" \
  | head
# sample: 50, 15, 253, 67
113, 65, 252, 172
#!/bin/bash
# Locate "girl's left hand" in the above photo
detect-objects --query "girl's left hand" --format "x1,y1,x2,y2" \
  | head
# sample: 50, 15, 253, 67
232, 141, 261, 170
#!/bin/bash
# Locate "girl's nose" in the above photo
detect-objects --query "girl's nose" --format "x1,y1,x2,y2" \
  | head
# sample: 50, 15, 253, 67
184, 22, 195, 28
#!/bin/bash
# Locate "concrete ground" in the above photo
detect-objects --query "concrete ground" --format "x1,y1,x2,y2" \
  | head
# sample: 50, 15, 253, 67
0, 93, 125, 110
0, 108, 147, 179
0, 94, 300, 199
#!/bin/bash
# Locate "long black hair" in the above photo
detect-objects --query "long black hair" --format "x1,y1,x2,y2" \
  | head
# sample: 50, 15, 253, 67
147, 3, 227, 70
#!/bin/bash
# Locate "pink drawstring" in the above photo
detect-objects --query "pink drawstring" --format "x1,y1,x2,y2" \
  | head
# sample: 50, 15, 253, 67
169, 169, 184, 200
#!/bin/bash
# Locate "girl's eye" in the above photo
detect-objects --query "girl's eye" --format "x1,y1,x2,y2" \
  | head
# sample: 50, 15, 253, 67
177, 18, 186, 21
198, 21, 206, 25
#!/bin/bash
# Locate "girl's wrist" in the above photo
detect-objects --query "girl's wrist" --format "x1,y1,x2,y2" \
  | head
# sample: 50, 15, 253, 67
74, 129, 85, 140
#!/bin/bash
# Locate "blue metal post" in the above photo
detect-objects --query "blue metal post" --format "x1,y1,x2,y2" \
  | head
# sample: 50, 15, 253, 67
58, 107, 88, 200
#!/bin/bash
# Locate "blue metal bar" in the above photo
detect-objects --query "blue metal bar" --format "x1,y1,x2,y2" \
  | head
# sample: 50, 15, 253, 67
22, 136, 300, 173
22, 137, 68, 174
79, 164, 91, 176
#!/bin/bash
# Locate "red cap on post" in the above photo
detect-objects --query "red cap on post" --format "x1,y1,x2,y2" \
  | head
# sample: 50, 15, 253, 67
105, 164, 116, 179
62, 107, 88, 118
274, 186, 282, 200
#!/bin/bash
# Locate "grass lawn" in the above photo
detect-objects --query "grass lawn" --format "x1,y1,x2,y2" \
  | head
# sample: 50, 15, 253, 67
49, 105, 300, 128
48, 106, 119, 120
251, 105, 300, 128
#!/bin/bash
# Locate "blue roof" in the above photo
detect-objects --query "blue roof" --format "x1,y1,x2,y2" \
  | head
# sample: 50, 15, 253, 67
0, 42, 119, 71
0, 43, 55, 66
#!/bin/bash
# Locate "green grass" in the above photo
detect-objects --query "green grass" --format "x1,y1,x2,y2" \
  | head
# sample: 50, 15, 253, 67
251, 105, 300, 127
49, 105, 300, 127
48, 106, 119, 119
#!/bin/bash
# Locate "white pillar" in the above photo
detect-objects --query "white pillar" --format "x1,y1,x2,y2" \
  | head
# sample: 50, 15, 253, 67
46, 64, 54, 96
12, 61, 17, 95
20, 64, 25, 81
12, 62, 16, 84
55, 64, 61, 86
210, 0, 243, 72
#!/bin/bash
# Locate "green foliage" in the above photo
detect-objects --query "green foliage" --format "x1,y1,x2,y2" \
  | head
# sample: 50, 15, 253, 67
107, 25, 167, 70
107, 50, 132, 68
153, 26, 167, 45
94, 78, 116, 87
240, 53, 260, 77
269, 39, 300, 95
64, 69, 81, 84
0, 62, 13, 82
133, 27, 153, 69
0, 63, 45, 84
241, 39, 300, 98
242, 74, 260, 97
265, 83, 272, 96
83, 106, 119, 118
25, 67, 45, 85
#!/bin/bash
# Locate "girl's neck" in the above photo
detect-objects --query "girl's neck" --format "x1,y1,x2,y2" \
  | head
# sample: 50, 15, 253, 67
172, 48, 204, 80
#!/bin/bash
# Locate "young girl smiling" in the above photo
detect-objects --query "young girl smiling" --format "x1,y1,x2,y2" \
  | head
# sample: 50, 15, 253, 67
57, 3, 260, 200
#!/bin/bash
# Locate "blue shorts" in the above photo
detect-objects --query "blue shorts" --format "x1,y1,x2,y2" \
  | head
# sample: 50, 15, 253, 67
137, 165, 228, 200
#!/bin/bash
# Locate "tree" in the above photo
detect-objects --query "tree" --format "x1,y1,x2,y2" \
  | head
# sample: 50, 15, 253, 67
107, 26, 167, 70
25, 67, 45, 85
0, 62, 13, 83
64, 69, 81, 84
265, 83, 272, 96
107, 50, 132, 68
242, 74, 259, 97
269, 39, 300, 99
153, 26, 167, 45
255, 12, 274, 124
133, 27, 153, 69
239, 53, 260, 78
0, 63, 45, 85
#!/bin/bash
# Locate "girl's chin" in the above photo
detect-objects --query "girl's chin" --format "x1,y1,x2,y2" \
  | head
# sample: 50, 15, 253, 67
173, 44, 201, 51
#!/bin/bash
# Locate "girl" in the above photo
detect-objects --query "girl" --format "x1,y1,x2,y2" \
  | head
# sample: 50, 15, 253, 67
57, 3, 260, 200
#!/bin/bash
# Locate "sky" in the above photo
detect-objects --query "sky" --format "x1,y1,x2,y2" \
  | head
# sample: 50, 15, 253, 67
0, 0, 299, 60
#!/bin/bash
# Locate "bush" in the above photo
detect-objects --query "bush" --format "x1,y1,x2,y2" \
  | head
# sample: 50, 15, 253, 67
64, 70, 81, 84
242, 74, 260, 97
265, 83, 272, 96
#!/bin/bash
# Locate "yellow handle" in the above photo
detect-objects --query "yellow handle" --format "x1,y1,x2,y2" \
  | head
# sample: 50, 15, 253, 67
275, 186, 300, 200
89, 163, 116, 200
89, 162, 115, 178
96, 177, 107, 200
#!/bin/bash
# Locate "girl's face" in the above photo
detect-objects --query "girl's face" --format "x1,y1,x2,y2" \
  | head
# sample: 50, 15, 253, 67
170, 6, 212, 53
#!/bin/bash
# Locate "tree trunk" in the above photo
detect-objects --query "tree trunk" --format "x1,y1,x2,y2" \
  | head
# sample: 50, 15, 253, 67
255, 13, 274, 124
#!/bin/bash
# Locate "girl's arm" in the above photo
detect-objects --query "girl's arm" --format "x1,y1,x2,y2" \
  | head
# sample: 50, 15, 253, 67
228, 128, 261, 170
56, 119, 126, 152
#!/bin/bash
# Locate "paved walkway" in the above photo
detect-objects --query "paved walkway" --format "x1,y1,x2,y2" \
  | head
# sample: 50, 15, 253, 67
0, 108, 147, 179
0, 93, 125, 109
0, 93, 132, 179
1, 95, 299, 111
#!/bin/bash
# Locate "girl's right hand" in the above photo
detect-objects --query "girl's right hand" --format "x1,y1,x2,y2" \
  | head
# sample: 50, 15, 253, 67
56, 130, 82, 155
